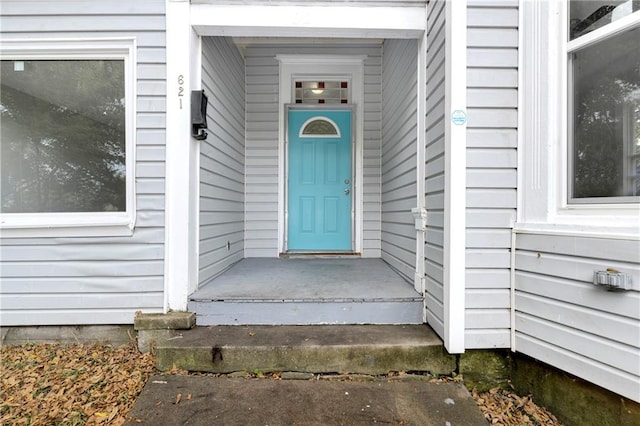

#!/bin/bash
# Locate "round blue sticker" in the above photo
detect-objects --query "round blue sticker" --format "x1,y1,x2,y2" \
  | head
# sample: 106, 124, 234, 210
451, 110, 467, 126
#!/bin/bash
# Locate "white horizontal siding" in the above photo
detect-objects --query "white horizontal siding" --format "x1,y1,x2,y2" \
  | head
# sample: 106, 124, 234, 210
424, 0, 447, 340
465, 0, 518, 349
0, 0, 166, 326
199, 36, 246, 285
381, 39, 418, 282
515, 233, 640, 402
244, 44, 383, 257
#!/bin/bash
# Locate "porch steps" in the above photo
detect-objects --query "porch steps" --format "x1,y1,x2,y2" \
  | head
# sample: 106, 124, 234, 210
188, 258, 424, 325
156, 325, 456, 375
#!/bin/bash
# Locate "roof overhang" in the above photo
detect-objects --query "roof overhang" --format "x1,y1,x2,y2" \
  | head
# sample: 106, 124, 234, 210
190, 3, 426, 39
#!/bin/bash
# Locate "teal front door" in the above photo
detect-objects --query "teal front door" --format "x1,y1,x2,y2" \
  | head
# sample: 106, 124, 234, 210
287, 109, 352, 251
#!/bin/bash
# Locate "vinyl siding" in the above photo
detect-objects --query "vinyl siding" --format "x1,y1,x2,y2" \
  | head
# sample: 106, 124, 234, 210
424, 0, 447, 339
465, 0, 518, 349
381, 39, 418, 283
199, 37, 245, 285
514, 233, 640, 402
244, 44, 382, 257
0, 0, 166, 325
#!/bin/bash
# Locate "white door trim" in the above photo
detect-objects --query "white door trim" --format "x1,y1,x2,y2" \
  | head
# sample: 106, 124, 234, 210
276, 55, 365, 255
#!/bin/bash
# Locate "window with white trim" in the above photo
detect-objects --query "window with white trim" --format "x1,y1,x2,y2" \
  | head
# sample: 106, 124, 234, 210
0, 39, 136, 235
568, 1, 640, 203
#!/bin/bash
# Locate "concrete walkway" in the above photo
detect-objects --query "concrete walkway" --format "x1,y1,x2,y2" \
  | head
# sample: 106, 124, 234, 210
126, 374, 489, 425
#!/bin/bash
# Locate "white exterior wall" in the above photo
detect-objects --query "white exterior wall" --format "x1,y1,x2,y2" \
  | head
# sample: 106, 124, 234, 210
424, 0, 447, 339
199, 37, 245, 285
465, 0, 519, 348
514, 233, 640, 401
515, 0, 640, 402
0, 0, 166, 325
244, 44, 382, 258
381, 39, 418, 283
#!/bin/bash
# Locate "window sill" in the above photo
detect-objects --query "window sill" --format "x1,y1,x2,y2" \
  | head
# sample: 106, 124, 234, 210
0, 213, 135, 238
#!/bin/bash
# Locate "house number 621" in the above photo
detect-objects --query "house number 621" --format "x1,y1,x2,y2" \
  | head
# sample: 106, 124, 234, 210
178, 75, 184, 109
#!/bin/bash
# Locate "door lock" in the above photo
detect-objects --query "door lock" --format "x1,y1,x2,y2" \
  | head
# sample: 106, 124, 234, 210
344, 189, 350, 195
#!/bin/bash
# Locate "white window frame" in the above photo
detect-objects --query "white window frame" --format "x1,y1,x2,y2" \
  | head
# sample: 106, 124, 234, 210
518, 1, 640, 238
0, 38, 137, 237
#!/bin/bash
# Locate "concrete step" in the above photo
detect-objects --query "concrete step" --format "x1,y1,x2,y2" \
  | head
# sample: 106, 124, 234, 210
156, 324, 456, 376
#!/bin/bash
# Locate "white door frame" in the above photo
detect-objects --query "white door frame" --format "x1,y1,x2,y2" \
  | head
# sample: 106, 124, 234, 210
277, 55, 365, 254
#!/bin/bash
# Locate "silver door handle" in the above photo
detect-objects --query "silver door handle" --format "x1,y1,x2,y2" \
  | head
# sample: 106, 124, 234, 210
344, 189, 350, 195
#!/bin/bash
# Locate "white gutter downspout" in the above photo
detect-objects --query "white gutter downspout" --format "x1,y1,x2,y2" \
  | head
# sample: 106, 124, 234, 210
443, 0, 467, 354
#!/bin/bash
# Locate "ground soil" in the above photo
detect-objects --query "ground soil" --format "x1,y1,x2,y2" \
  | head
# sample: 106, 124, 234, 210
1, 343, 561, 425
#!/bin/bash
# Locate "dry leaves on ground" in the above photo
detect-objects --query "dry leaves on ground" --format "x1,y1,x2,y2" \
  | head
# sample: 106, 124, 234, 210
473, 387, 562, 425
1, 343, 156, 426
2, 342, 564, 426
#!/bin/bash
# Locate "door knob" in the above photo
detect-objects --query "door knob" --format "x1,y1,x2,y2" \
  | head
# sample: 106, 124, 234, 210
344, 189, 350, 195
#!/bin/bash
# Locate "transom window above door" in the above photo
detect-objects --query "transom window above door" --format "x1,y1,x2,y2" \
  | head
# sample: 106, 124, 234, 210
295, 80, 349, 104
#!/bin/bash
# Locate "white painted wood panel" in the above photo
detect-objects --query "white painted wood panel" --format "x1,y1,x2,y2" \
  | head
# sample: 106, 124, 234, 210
515, 333, 639, 402
464, 0, 519, 349
466, 309, 511, 329
467, 129, 517, 148
467, 8, 518, 27
424, 0, 447, 338
0, 0, 166, 326
2, 276, 163, 293
517, 313, 639, 376
467, 69, 518, 88
467, 28, 518, 48
515, 271, 640, 318
517, 233, 640, 264
381, 40, 418, 283
514, 231, 640, 400
466, 329, 511, 349
516, 251, 640, 290
466, 269, 511, 289
199, 36, 245, 285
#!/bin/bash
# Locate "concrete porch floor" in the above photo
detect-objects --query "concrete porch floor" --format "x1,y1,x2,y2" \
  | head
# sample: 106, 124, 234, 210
188, 258, 424, 325
191, 258, 421, 301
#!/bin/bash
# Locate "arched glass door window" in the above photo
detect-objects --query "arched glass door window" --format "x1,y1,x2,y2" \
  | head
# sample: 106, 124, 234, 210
299, 117, 341, 138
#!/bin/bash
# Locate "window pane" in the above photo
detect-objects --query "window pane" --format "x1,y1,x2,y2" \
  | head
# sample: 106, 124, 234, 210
571, 27, 640, 200
570, 1, 639, 40
0, 60, 126, 213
